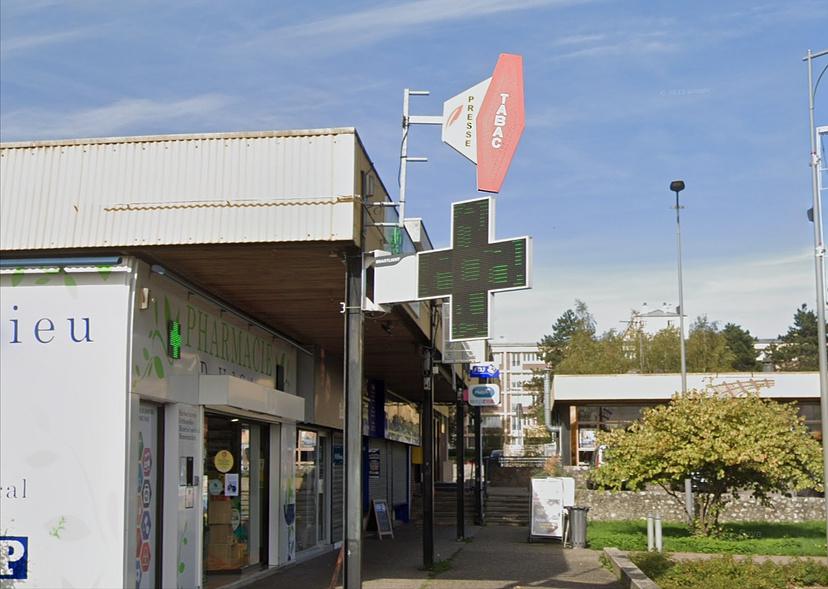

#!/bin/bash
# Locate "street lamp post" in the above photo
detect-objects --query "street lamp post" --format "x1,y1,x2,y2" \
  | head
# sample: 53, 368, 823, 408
670, 180, 688, 395
670, 179, 694, 524
804, 47, 828, 555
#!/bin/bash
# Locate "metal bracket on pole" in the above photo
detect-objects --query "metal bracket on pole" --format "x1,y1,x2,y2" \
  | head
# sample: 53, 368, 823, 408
409, 115, 443, 125
399, 89, 442, 228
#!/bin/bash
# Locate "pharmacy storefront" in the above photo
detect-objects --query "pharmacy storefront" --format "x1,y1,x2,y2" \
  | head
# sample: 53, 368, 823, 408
1, 258, 305, 589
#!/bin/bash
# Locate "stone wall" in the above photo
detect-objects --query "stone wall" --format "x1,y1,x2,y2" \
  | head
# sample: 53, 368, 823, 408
575, 488, 826, 523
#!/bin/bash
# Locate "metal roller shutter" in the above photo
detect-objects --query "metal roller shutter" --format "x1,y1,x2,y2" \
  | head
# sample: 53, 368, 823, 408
331, 432, 344, 542
368, 439, 388, 503
391, 443, 408, 508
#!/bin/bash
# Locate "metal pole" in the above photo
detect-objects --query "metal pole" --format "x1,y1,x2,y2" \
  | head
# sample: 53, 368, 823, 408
474, 405, 483, 525
684, 478, 694, 524
343, 250, 364, 589
422, 305, 435, 569
674, 189, 688, 395
805, 49, 828, 553
455, 364, 465, 540
399, 89, 411, 228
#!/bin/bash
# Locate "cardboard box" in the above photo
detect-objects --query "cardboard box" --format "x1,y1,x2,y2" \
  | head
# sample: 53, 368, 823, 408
206, 543, 244, 571
208, 499, 232, 524
209, 524, 234, 544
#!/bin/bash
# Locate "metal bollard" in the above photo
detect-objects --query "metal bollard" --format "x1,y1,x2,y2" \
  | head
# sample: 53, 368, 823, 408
646, 514, 654, 552
654, 514, 663, 553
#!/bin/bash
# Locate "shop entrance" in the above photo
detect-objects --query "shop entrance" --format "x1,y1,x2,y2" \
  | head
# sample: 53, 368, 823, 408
203, 414, 269, 574
295, 429, 329, 551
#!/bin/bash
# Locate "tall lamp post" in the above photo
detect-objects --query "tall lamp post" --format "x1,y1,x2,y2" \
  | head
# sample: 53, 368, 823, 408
804, 47, 828, 554
670, 179, 694, 523
670, 180, 688, 395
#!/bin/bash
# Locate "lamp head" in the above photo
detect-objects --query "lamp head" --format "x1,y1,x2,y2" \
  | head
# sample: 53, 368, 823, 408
670, 180, 685, 193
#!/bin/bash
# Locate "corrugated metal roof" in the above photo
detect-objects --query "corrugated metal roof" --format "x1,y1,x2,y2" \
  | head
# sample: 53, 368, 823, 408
1, 129, 360, 250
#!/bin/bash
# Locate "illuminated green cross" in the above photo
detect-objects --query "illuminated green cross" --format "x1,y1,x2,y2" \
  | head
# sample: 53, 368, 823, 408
418, 198, 530, 341
167, 320, 182, 359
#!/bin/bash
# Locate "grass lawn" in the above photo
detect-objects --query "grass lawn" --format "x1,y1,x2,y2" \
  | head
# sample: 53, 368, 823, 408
588, 520, 827, 556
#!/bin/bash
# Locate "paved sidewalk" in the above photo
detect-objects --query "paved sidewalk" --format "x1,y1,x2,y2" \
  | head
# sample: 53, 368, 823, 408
248, 525, 622, 589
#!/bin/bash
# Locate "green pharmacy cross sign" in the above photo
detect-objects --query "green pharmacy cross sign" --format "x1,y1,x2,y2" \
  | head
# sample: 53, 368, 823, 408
418, 198, 530, 341
167, 320, 182, 359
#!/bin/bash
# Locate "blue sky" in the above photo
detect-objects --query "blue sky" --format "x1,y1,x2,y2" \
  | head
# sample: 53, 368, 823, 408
2, 0, 827, 342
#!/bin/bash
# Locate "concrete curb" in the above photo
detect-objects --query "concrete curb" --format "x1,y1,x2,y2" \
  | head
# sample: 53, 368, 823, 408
603, 547, 660, 589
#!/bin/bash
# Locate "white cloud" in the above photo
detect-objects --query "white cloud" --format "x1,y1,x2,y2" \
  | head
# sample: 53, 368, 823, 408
0, 26, 102, 55
250, 0, 589, 52
0, 94, 231, 140
491, 249, 817, 342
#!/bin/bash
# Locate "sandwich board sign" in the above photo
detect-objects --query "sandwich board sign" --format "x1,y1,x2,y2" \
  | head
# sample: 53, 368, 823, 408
373, 197, 531, 341
441, 53, 525, 193
529, 477, 575, 541
368, 499, 394, 540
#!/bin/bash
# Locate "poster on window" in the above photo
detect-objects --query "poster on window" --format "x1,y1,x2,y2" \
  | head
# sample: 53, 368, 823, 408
368, 449, 381, 479
135, 403, 158, 588
578, 428, 597, 451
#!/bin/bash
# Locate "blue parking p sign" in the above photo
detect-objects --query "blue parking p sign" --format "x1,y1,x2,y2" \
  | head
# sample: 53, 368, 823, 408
0, 536, 28, 579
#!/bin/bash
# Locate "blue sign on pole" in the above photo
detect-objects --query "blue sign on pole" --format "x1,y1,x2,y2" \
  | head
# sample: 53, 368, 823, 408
469, 363, 500, 379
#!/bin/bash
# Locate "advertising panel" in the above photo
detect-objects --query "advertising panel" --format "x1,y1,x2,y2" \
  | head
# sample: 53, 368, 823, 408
0, 266, 132, 587
468, 384, 501, 407
529, 477, 575, 540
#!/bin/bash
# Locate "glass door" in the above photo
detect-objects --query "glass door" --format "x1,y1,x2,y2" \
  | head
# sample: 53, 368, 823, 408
203, 415, 268, 573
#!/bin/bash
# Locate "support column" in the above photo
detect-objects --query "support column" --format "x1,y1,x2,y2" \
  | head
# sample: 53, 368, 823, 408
474, 405, 483, 525
455, 365, 465, 540
344, 251, 364, 589
422, 305, 435, 569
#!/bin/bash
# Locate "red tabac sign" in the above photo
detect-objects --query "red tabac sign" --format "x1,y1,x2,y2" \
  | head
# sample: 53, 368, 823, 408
476, 54, 525, 193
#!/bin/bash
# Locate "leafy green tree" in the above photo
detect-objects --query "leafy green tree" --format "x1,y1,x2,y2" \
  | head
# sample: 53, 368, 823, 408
591, 392, 823, 536
686, 316, 734, 372
768, 304, 824, 371
538, 300, 595, 371
722, 323, 760, 371
642, 326, 681, 373
557, 329, 633, 374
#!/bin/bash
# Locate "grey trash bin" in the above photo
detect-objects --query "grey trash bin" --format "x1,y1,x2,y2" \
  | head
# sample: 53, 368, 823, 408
567, 506, 589, 548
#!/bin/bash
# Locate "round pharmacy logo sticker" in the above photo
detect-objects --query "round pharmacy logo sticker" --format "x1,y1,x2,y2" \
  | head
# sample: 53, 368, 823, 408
214, 450, 234, 473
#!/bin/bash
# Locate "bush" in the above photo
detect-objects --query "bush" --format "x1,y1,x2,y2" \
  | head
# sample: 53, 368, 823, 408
631, 553, 828, 589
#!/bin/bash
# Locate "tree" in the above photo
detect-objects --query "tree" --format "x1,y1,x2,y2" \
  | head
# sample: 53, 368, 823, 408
767, 304, 824, 371
642, 326, 681, 373
556, 329, 633, 374
591, 392, 823, 536
686, 316, 734, 372
538, 300, 595, 371
722, 323, 760, 371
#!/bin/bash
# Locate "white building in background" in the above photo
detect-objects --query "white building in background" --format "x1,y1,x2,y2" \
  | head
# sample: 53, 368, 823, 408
624, 302, 683, 335
487, 341, 543, 455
